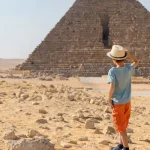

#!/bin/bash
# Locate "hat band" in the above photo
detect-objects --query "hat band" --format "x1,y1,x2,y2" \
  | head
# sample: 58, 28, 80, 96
110, 53, 127, 59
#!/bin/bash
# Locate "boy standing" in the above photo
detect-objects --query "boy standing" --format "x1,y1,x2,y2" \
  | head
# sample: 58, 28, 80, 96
107, 45, 139, 150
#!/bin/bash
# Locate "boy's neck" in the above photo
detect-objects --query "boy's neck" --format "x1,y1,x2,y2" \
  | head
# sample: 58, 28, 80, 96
116, 63, 125, 68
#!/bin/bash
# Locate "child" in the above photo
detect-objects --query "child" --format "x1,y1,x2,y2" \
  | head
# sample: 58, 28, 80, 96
106, 45, 139, 150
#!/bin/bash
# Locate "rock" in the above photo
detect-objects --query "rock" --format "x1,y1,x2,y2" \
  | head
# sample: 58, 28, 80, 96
21, 94, 29, 99
6, 138, 55, 150
39, 109, 48, 114
32, 102, 39, 105
90, 99, 95, 104
99, 138, 111, 145
60, 141, 72, 148
144, 122, 149, 125
18, 97, 25, 102
67, 93, 76, 101
57, 116, 65, 122
127, 128, 134, 133
63, 133, 72, 138
103, 126, 115, 134
128, 135, 132, 143
94, 115, 103, 121
77, 112, 85, 119
16, 91, 23, 98
39, 126, 50, 130
104, 106, 111, 113
72, 115, 79, 121
69, 140, 77, 144
103, 113, 110, 119
25, 113, 31, 115
78, 136, 88, 141
57, 113, 64, 116
0, 92, 7, 96
3, 130, 18, 140
94, 128, 102, 134
28, 129, 41, 138
36, 119, 48, 124
85, 119, 95, 129
56, 127, 63, 130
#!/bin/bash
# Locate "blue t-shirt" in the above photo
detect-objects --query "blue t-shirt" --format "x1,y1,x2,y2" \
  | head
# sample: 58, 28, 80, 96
107, 64, 135, 104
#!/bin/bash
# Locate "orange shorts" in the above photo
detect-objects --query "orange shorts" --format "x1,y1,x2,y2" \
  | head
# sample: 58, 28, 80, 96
112, 101, 131, 133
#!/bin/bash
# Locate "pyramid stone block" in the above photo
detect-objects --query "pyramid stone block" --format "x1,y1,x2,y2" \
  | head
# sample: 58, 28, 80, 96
17, 0, 150, 77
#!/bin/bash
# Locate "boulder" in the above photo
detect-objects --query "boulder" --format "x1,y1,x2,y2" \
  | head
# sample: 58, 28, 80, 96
85, 119, 95, 129
6, 138, 55, 150
103, 126, 115, 134
3, 130, 18, 140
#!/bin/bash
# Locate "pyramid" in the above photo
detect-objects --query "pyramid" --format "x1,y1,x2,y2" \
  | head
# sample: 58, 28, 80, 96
18, 0, 150, 77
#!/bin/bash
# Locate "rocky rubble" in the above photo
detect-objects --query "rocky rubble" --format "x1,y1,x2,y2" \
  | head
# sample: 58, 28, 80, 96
0, 80, 150, 150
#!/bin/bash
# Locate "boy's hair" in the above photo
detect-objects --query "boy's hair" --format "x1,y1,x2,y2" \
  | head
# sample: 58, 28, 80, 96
114, 59, 125, 63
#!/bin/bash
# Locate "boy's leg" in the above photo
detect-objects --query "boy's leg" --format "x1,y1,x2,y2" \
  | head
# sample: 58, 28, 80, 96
120, 102, 131, 150
120, 131, 129, 147
112, 102, 131, 150
119, 134, 123, 145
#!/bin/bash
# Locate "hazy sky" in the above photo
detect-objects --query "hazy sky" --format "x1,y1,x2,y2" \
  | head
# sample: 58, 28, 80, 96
0, 0, 150, 59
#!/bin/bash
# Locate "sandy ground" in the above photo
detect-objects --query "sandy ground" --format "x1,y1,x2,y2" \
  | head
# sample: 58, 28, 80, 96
0, 61, 150, 149
0, 77, 150, 150
0, 59, 24, 70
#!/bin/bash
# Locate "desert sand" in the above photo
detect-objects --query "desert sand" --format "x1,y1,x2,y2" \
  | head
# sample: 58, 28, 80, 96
0, 62, 150, 150
0, 77, 150, 150
0, 59, 24, 70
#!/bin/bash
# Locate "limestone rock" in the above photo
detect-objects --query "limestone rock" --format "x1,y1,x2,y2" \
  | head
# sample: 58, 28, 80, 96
21, 94, 29, 99
60, 141, 72, 148
127, 128, 134, 133
144, 122, 149, 125
6, 138, 55, 150
104, 106, 111, 113
28, 129, 41, 138
72, 115, 79, 121
32, 102, 40, 105
3, 130, 18, 140
39, 109, 48, 114
16, 91, 23, 98
63, 133, 72, 138
78, 136, 88, 141
69, 140, 77, 144
90, 99, 95, 104
36, 119, 48, 124
103, 113, 110, 119
18, 97, 26, 102
94, 128, 102, 134
85, 119, 95, 129
103, 126, 115, 134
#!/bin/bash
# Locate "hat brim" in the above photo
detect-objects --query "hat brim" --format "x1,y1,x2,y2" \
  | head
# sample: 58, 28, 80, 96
106, 52, 127, 60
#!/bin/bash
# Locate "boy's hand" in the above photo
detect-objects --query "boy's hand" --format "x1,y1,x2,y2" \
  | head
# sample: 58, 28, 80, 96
124, 48, 139, 67
108, 99, 113, 109
124, 49, 130, 57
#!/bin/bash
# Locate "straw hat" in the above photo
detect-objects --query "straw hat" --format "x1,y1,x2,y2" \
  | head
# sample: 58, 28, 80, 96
106, 45, 127, 60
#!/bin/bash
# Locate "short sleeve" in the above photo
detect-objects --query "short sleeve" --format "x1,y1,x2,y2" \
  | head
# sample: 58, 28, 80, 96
128, 64, 135, 75
107, 69, 116, 84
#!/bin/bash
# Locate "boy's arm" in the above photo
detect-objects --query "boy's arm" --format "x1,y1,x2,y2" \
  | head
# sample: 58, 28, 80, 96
125, 50, 139, 68
108, 83, 115, 108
